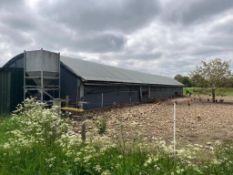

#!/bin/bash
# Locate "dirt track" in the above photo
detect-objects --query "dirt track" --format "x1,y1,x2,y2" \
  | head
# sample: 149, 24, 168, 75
74, 96, 233, 145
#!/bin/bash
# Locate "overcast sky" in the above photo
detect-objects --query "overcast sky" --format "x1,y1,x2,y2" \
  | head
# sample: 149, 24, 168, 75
0, 0, 233, 77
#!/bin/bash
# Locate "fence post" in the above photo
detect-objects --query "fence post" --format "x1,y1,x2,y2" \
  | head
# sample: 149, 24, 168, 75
101, 93, 104, 108
53, 99, 61, 117
173, 102, 176, 156
65, 96, 69, 107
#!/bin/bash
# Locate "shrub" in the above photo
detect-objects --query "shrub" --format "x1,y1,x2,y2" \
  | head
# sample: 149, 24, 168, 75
96, 117, 107, 135
11, 98, 70, 146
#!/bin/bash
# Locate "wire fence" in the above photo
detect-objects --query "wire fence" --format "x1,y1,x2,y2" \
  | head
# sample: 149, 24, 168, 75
83, 91, 139, 109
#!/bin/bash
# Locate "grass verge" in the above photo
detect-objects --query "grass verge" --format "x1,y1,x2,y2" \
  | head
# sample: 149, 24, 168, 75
1, 99, 233, 174
184, 87, 233, 96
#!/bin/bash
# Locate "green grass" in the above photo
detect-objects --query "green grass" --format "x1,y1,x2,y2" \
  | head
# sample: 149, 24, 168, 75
1, 100, 233, 174
0, 119, 190, 175
184, 87, 233, 96
1, 118, 233, 175
0, 117, 11, 145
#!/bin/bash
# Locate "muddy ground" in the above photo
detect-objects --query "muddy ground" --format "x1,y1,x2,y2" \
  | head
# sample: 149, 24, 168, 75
73, 96, 233, 145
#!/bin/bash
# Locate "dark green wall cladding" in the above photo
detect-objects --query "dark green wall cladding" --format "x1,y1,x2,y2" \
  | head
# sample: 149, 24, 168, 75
60, 64, 80, 107
0, 69, 23, 115
0, 71, 11, 115
9, 69, 24, 111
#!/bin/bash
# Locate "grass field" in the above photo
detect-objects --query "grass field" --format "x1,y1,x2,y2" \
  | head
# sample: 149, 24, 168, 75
1, 99, 233, 174
183, 87, 233, 96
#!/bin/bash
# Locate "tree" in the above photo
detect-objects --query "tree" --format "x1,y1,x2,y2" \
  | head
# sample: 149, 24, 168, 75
192, 58, 232, 102
182, 76, 192, 87
174, 74, 183, 82
174, 74, 192, 87
222, 76, 233, 88
190, 74, 208, 87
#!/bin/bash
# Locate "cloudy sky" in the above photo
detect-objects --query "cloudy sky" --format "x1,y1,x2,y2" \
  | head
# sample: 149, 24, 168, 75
0, 0, 233, 77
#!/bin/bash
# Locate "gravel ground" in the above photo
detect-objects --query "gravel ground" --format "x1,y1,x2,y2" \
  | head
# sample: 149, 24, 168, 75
74, 96, 233, 145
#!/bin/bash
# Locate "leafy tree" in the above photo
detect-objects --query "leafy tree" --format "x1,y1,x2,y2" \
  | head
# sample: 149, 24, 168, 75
182, 76, 192, 87
192, 58, 232, 102
174, 74, 192, 87
174, 74, 183, 82
222, 76, 233, 88
190, 74, 208, 87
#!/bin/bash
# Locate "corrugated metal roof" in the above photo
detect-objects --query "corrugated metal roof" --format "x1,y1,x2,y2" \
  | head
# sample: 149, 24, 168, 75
61, 56, 183, 86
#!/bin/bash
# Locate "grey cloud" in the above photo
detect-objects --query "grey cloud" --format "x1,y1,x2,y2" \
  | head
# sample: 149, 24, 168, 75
0, 14, 36, 31
116, 52, 163, 60
0, 24, 32, 46
161, 0, 233, 25
0, 0, 161, 60
0, 0, 34, 46
38, 0, 159, 33
0, 0, 23, 8
0, 0, 233, 77
30, 21, 126, 53
203, 34, 233, 49
72, 33, 126, 52
190, 47, 226, 57
0, 0, 35, 27
210, 17, 233, 35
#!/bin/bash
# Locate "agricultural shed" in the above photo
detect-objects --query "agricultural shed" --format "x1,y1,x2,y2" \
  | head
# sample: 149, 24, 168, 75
0, 49, 183, 114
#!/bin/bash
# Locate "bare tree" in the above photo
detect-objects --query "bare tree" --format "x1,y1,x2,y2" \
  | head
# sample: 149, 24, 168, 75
192, 58, 232, 102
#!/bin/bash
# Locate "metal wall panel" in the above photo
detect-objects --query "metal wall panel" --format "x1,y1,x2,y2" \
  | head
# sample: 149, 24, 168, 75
83, 84, 182, 109
0, 71, 11, 115
10, 69, 24, 111
60, 65, 79, 106
24, 50, 60, 102
83, 85, 140, 109
0, 69, 24, 115
150, 86, 182, 100
83, 93, 102, 109
8, 56, 24, 68
25, 50, 60, 72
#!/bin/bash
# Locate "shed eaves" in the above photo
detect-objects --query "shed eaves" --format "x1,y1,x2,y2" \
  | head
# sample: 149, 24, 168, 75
60, 56, 183, 86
